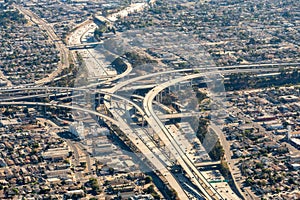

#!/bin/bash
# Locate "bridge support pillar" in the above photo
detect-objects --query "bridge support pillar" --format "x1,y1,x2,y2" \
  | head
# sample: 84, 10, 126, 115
178, 83, 181, 90
122, 100, 127, 112
160, 92, 163, 103
141, 116, 145, 128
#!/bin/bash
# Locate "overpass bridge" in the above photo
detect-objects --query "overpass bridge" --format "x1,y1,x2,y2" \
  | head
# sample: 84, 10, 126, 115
195, 161, 221, 168
158, 112, 209, 119
0, 65, 295, 199
67, 41, 104, 50
119, 84, 158, 91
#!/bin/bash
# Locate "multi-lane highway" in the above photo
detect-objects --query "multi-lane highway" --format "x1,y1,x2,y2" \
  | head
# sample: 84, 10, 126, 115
106, 100, 190, 199
143, 73, 225, 200
0, 101, 119, 125
3, 3, 300, 199
15, 5, 70, 85
0, 66, 293, 199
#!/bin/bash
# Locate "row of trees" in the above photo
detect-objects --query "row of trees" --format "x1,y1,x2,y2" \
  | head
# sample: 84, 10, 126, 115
124, 52, 158, 68
93, 23, 116, 41
143, 185, 161, 199
196, 118, 230, 179
226, 68, 300, 90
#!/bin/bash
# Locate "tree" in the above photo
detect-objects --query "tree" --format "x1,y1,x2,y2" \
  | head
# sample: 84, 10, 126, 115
144, 185, 155, 194
245, 177, 254, 186
94, 24, 107, 40
145, 176, 152, 184
12, 188, 19, 195
236, 57, 243, 63
64, 159, 70, 164
196, 90, 207, 103
209, 140, 225, 161
32, 142, 39, 148
247, 37, 256, 45
165, 187, 178, 199
23, 107, 29, 114
288, 178, 295, 185
3, 108, 11, 116
80, 162, 87, 168
161, 95, 172, 106
108, 167, 114, 175
219, 160, 230, 180
88, 178, 101, 195
196, 118, 209, 143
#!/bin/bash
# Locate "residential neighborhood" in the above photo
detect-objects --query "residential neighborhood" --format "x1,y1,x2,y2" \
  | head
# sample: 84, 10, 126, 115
0, 0, 299, 199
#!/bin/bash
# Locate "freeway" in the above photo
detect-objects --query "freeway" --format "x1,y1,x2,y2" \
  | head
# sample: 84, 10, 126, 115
0, 65, 280, 93
108, 101, 174, 168
0, 92, 72, 102
0, 87, 149, 118
141, 69, 277, 199
5, 1, 297, 199
15, 5, 70, 85
0, 67, 284, 194
143, 73, 223, 200
107, 2, 149, 22
0, 63, 295, 199
82, 59, 133, 88
0, 98, 191, 198
119, 84, 158, 91
209, 123, 246, 199
158, 112, 208, 119
105, 101, 191, 199
131, 94, 174, 114
67, 41, 104, 49
0, 101, 119, 125
0, 62, 295, 92
107, 62, 294, 92
195, 161, 221, 168
68, 20, 114, 80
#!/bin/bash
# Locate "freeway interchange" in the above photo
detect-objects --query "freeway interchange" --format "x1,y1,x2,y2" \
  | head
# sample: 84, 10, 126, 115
2, 4, 299, 199
0, 65, 295, 200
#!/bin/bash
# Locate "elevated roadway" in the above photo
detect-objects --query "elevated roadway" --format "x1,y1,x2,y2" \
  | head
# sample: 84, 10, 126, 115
143, 72, 223, 200
0, 87, 192, 198
67, 41, 104, 50
195, 161, 221, 168
107, 62, 292, 93
0, 101, 118, 125
0, 99, 191, 198
105, 100, 191, 199
0, 67, 242, 95
0, 65, 293, 199
158, 112, 209, 119
141, 69, 276, 199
